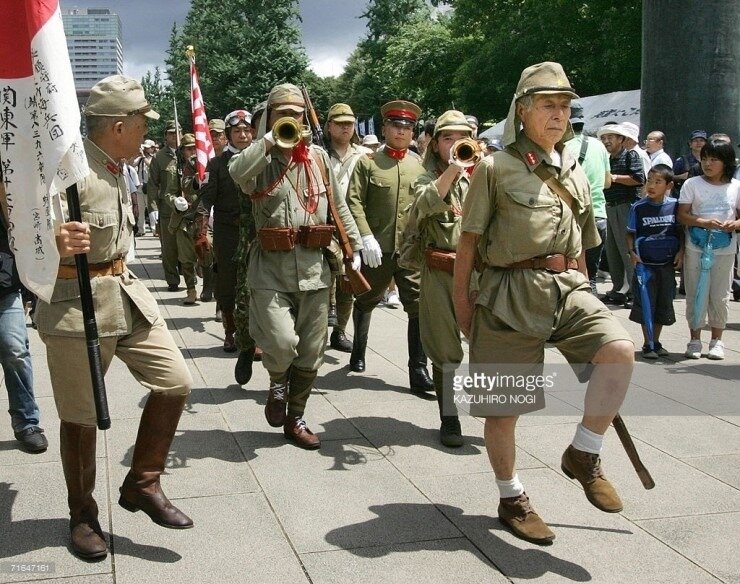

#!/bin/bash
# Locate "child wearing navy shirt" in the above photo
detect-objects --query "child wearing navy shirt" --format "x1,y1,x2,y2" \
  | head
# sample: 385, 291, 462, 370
626, 165, 684, 358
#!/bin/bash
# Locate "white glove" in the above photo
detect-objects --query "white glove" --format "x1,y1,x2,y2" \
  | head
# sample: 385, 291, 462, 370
351, 251, 362, 272
448, 155, 467, 171
174, 196, 189, 212
263, 131, 275, 146
361, 235, 383, 269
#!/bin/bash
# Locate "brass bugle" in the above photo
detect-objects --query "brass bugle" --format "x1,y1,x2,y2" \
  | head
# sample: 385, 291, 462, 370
451, 137, 483, 168
272, 116, 312, 149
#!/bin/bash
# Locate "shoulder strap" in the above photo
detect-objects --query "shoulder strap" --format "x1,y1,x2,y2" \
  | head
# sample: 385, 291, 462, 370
504, 146, 576, 211
578, 135, 589, 165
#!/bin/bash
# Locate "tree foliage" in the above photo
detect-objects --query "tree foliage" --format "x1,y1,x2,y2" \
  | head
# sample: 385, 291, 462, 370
140, 66, 171, 141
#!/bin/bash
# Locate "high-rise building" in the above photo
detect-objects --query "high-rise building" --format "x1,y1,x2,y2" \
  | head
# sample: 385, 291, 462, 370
62, 8, 123, 106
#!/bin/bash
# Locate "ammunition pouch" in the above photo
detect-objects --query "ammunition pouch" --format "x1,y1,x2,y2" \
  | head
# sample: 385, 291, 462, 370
424, 247, 456, 274
297, 224, 335, 249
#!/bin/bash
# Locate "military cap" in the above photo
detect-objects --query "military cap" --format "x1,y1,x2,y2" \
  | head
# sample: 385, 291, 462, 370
224, 109, 252, 127
252, 100, 267, 118
570, 101, 585, 124
143, 139, 156, 148
381, 100, 421, 126
84, 74, 159, 120
164, 120, 181, 133
267, 83, 305, 113
465, 115, 479, 128
180, 133, 196, 147
434, 110, 473, 137
327, 103, 356, 123
209, 118, 226, 132
514, 62, 578, 100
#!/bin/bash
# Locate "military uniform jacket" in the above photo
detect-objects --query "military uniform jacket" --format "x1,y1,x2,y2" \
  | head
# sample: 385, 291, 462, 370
148, 147, 177, 217
228, 139, 362, 293
35, 139, 160, 337
462, 132, 600, 339
329, 143, 371, 198
347, 149, 425, 253
413, 167, 469, 252
201, 147, 254, 238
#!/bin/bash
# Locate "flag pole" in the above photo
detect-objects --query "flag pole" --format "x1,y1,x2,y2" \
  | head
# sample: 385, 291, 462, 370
65, 183, 111, 430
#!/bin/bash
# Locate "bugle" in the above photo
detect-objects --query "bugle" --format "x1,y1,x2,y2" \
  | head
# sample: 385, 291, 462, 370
272, 116, 310, 149
451, 137, 483, 168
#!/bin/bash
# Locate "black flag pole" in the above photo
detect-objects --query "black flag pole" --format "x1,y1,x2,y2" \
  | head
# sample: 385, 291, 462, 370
65, 183, 111, 430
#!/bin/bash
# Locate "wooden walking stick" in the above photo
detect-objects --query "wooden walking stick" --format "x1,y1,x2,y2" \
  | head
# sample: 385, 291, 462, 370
612, 414, 654, 489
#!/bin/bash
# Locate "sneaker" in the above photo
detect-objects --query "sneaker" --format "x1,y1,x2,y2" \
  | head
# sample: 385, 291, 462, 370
654, 342, 669, 357
707, 339, 725, 360
641, 345, 658, 359
685, 339, 703, 359
14, 427, 48, 453
385, 291, 401, 308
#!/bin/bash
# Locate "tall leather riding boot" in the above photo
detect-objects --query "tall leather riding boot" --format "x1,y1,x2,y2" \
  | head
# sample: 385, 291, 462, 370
118, 393, 193, 529
433, 365, 463, 447
60, 421, 108, 559
222, 309, 237, 353
349, 307, 372, 373
408, 316, 434, 394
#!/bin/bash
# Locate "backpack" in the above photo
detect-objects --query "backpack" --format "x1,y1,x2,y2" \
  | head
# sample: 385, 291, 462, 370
397, 196, 429, 271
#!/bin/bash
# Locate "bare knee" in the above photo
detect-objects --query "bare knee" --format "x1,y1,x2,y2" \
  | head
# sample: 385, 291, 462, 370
592, 340, 634, 365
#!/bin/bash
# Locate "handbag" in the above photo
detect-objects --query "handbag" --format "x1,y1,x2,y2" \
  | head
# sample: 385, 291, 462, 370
688, 226, 732, 250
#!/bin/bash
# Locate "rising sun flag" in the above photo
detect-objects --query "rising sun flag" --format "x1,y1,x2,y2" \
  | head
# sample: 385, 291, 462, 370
186, 46, 214, 183
0, 0, 89, 303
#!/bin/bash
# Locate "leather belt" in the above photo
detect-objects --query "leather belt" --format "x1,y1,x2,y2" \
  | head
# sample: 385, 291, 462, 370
507, 254, 577, 273
605, 197, 634, 208
57, 258, 126, 279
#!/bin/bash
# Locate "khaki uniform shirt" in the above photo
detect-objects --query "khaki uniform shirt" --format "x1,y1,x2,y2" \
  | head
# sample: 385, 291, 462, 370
35, 139, 160, 337
148, 147, 177, 217
413, 167, 469, 252
228, 139, 362, 293
462, 132, 600, 339
328, 143, 371, 198
347, 149, 425, 253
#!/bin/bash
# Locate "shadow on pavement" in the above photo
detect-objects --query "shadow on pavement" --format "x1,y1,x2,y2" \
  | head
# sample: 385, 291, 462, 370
325, 502, 592, 581
0, 483, 182, 563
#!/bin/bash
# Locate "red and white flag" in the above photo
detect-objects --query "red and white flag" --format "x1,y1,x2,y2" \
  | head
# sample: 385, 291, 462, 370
0, 0, 89, 303
189, 56, 214, 182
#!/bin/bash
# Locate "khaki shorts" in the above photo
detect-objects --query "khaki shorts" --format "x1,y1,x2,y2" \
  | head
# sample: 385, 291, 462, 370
469, 286, 633, 415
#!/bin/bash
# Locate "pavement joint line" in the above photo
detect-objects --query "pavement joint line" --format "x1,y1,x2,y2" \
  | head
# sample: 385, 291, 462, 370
634, 509, 740, 522
626, 516, 727, 583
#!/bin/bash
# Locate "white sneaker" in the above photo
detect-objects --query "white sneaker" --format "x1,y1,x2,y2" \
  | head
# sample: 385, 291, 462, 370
684, 339, 703, 359
707, 339, 725, 360
385, 291, 401, 308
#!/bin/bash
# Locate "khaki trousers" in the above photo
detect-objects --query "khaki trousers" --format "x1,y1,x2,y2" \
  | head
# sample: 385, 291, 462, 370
41, 308, 192, 426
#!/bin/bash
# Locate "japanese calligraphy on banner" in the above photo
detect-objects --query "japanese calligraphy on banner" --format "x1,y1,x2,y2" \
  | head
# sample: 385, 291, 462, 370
0, 0, 89, 303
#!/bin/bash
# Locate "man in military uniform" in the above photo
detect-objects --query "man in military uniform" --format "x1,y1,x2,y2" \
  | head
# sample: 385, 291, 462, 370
209, 118, 227, 156
346, 100, 434, 394
148, 120, 181, 289
36, 75, 193, 560
229, 84, 362, 449
200, 110, 255, 355
324, 103, 371, 353
453, 62, 634, 545
408, 110, 475, 447
167, 133, 200, 305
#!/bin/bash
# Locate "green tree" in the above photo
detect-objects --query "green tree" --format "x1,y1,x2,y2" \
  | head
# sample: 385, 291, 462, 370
164, 0, 309, 128
140, 66, 172, 142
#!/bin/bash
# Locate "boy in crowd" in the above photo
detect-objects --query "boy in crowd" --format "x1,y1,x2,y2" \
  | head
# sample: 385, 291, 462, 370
627, 165, 683, 358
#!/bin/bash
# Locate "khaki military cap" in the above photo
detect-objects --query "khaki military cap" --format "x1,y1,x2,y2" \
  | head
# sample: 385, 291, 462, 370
84, 74, 159, 120
514, 62, 579, 100
143, 139, 156, 148
268, 83, 305, 113
180, 133, 196, 147
327, 103, 356, 123
434, 110, 473, 136
209, 118, 226, 132
381, 100, 421, 126
164, 120, 181, 133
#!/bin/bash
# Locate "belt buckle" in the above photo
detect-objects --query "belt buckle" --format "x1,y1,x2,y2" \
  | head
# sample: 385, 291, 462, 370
544, 254, 565, 274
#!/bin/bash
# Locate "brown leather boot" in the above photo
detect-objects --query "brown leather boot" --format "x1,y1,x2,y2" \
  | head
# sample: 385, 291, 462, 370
60, 421, 108, 559
222, 309, 237, 352
498, 492, 555, 545
184, 288, 197, 305
561, 445, 623, 513
283, 416, 320, 450
118, 393, 193, 529
265, 381, 288, 427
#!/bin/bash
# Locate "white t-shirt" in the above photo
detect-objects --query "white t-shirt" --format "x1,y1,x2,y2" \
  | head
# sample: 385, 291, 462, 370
678, 176, 740, 255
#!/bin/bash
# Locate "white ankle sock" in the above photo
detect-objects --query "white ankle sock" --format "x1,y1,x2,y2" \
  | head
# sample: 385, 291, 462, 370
572, 423, 603, 454
496, 474, 524, 499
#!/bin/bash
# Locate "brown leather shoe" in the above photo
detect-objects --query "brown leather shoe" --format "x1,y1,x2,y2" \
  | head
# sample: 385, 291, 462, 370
561, 445, 623, 513
283, 416, 320, 450
223, 330, 237, 352
498, 492, 555, 545
265, 382, 287, 427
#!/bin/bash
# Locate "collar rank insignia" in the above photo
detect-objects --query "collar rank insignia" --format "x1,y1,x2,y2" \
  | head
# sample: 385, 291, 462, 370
105, 161, 120, 175
525, 151, 538, 167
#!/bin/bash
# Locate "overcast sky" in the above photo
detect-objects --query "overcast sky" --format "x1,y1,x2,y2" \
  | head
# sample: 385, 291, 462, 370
59, 0, 369, 80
